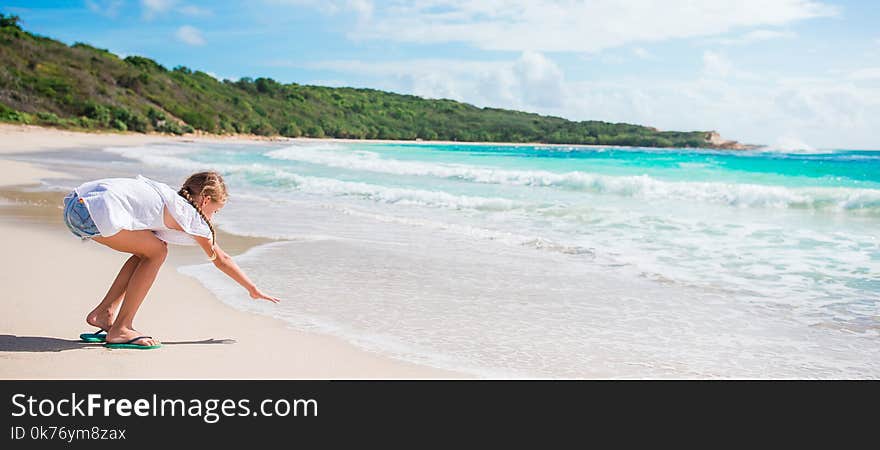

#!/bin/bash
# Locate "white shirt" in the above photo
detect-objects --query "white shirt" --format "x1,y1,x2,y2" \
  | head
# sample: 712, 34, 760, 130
74, 175, 212, 245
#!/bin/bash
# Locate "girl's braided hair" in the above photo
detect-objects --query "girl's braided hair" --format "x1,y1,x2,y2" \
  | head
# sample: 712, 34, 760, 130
178, 171, 227, 246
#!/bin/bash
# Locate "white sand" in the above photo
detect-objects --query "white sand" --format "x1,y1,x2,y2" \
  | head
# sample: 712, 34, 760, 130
0, 124, 465, 379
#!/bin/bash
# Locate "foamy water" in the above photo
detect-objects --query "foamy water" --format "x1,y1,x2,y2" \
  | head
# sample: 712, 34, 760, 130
17, 141, 879, 378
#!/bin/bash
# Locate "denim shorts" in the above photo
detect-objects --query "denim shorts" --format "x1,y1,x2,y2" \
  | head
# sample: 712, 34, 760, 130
62, 191, 101, 240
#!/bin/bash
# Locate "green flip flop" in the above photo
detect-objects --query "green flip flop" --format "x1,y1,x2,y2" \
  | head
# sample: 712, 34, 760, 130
79, 328, 107, 343
104, 336, 162, 350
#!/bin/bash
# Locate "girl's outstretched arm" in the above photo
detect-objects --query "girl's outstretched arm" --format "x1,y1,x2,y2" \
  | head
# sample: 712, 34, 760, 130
193, 235, 281, 303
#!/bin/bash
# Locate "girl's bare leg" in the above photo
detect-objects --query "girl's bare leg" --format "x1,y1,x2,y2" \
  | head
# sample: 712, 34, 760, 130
86, 255, 140, 331
91, 230, 167, 346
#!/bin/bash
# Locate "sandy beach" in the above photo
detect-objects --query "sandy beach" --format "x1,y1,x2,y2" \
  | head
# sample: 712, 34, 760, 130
3, 124, 877, 379
0, 124, 464, 379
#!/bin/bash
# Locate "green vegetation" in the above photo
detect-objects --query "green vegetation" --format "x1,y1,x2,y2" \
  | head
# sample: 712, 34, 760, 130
0, 14, 718, 147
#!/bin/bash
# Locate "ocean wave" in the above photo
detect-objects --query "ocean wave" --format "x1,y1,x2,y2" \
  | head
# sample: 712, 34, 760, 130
105, 144, 880, 213
277, 172, 520, 211
105, 144, 521, 212
104, 145, 205, 171
266, 145, 880, 213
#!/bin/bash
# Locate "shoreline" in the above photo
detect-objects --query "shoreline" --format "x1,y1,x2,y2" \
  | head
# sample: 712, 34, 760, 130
0, 124, 466, 379
1, 123, 762, 151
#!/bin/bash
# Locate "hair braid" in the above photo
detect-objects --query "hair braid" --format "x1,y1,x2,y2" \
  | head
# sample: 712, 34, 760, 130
178, 187, 216, 246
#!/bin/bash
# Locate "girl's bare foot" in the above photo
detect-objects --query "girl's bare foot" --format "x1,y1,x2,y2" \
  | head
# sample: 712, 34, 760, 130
105, 327, 160, 346
86, 308, 116, 331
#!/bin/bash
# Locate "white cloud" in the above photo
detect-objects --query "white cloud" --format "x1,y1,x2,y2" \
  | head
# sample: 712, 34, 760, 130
267, 0, 339, 14
294, 59, 505, 77
632, 47, 654, 60
141, 1, 211, 19
698, 51, 760, 81
771, 78, 876, 133
849, 68, 880, 80
348, 0, 373, 20
141, 0, 175, 19
293, 58, 506, 102
562, 76, 880, 149
85, 0, 124, 18
294, 52, 566, 109
179, 5, 212, 16
330, 0, 837, 52
512, 51, 567, 108
176, 25, 206, 46
266, 0, 372, 18
717, 29, 797, 45
702, 51, 733, 78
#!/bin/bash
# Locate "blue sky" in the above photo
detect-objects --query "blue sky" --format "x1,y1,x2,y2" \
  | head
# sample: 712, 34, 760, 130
3, 0, 880, 149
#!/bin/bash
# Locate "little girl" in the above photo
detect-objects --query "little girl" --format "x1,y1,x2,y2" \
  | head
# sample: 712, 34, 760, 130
62, 171, 280, 349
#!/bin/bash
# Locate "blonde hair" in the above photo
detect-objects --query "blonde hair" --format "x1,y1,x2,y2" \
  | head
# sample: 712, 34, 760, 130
178, 171, 227, 245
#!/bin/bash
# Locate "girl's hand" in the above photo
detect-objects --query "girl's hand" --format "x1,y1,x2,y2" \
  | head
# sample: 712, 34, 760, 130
249, 287, 281, 303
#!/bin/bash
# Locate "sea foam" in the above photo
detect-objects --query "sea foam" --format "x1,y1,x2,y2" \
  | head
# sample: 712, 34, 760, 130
266, 145, 880, 213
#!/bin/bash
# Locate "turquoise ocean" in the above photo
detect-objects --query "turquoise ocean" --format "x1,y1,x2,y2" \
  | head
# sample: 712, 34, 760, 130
28, 141, 880, 377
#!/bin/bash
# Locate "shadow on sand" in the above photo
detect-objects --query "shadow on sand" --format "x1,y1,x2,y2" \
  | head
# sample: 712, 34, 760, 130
0, 335, 236, 352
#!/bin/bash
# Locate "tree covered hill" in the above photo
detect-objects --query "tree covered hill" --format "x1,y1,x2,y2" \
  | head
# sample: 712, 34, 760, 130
0, 14, 740, 148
